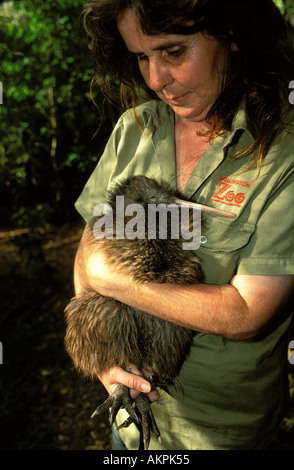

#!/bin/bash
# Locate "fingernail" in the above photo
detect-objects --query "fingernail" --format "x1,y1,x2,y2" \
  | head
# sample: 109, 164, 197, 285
141, 383, 151, 393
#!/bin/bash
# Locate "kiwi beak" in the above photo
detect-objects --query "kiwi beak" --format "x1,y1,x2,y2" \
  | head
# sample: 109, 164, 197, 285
174, 198, 236, 218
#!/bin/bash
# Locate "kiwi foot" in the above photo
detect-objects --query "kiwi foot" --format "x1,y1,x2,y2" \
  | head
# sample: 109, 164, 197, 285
91, 383, 161, 450
91, 383, 138, 425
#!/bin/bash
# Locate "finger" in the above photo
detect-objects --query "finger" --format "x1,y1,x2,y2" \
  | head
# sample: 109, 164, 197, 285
126, 364, 152, 395
127, 365, 159, 402
129, 386, 160, 402
147, 389, 160, 403
109, 366, 152, 394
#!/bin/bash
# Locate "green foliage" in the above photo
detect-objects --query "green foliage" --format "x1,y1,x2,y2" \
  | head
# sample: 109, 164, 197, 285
274, 0, 294, 22
0, 0, 119, 228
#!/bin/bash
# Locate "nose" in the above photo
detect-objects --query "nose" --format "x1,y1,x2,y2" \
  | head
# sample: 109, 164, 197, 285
148, 58, 173, 92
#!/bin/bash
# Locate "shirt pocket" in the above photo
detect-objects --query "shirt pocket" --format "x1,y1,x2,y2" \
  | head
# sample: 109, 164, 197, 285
198, 214, 256, 284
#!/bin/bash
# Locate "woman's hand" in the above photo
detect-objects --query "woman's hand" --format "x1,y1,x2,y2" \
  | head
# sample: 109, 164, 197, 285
98, 365, 160, 403
74, 224, 132, 298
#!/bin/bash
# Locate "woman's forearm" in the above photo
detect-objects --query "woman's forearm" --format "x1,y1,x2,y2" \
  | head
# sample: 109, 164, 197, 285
74, 226, 294, 342
106, 277, 251, 340
76, 237, 253, 340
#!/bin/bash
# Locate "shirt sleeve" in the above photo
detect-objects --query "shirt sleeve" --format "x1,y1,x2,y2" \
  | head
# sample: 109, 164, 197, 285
237, 168, 294, 275
75, 118, 124, 225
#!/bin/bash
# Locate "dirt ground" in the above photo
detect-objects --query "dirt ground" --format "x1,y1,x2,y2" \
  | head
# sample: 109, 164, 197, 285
0, 221, 111, 450
0, 221, 293, 450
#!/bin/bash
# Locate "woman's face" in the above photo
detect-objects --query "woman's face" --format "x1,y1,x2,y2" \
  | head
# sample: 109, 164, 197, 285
117, 9, 228, 124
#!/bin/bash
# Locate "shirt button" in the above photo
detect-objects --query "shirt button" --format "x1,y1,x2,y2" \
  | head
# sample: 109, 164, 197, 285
201, 236, 207, 244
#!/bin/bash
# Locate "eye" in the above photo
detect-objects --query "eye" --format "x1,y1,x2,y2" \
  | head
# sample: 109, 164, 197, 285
136, 53, 149, 62
166, 47, 185, 58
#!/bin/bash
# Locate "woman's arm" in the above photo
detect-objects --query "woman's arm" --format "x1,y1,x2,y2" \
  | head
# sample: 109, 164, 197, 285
74, 224, 294, 397
76, 227, 294, 340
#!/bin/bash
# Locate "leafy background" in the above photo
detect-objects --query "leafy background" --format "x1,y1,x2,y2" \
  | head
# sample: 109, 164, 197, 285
0, 0, 121, 230
0, 0, 293, 451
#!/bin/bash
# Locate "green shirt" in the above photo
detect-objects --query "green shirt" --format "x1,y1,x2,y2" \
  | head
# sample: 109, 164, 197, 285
75, 100, 294, 450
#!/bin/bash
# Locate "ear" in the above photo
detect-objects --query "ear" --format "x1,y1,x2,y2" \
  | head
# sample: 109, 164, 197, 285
174, 198, 236, 218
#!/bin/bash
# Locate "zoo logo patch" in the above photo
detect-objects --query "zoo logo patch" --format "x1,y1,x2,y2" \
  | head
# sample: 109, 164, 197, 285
211, 176, 251, 208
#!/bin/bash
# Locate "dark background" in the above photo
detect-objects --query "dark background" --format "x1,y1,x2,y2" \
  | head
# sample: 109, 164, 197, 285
0, 0, 293, 450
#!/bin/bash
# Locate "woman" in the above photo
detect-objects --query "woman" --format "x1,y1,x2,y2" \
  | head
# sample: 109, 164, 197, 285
73, 0, 294, 449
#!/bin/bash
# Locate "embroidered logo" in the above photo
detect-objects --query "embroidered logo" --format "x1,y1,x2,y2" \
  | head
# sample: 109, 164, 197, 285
211, 176, 251, 208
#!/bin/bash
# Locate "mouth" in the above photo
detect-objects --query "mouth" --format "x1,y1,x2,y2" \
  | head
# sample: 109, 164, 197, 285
165, 93, 190, 105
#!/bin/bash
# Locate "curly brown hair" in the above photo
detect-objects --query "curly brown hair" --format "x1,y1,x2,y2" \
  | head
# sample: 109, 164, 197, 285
83, 0, 294, 170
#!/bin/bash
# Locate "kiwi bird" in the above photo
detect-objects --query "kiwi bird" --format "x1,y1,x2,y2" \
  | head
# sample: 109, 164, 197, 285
64, 175, 235, 449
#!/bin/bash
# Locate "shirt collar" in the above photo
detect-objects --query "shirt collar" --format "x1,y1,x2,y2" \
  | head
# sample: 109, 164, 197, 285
141, 99, 255, 148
